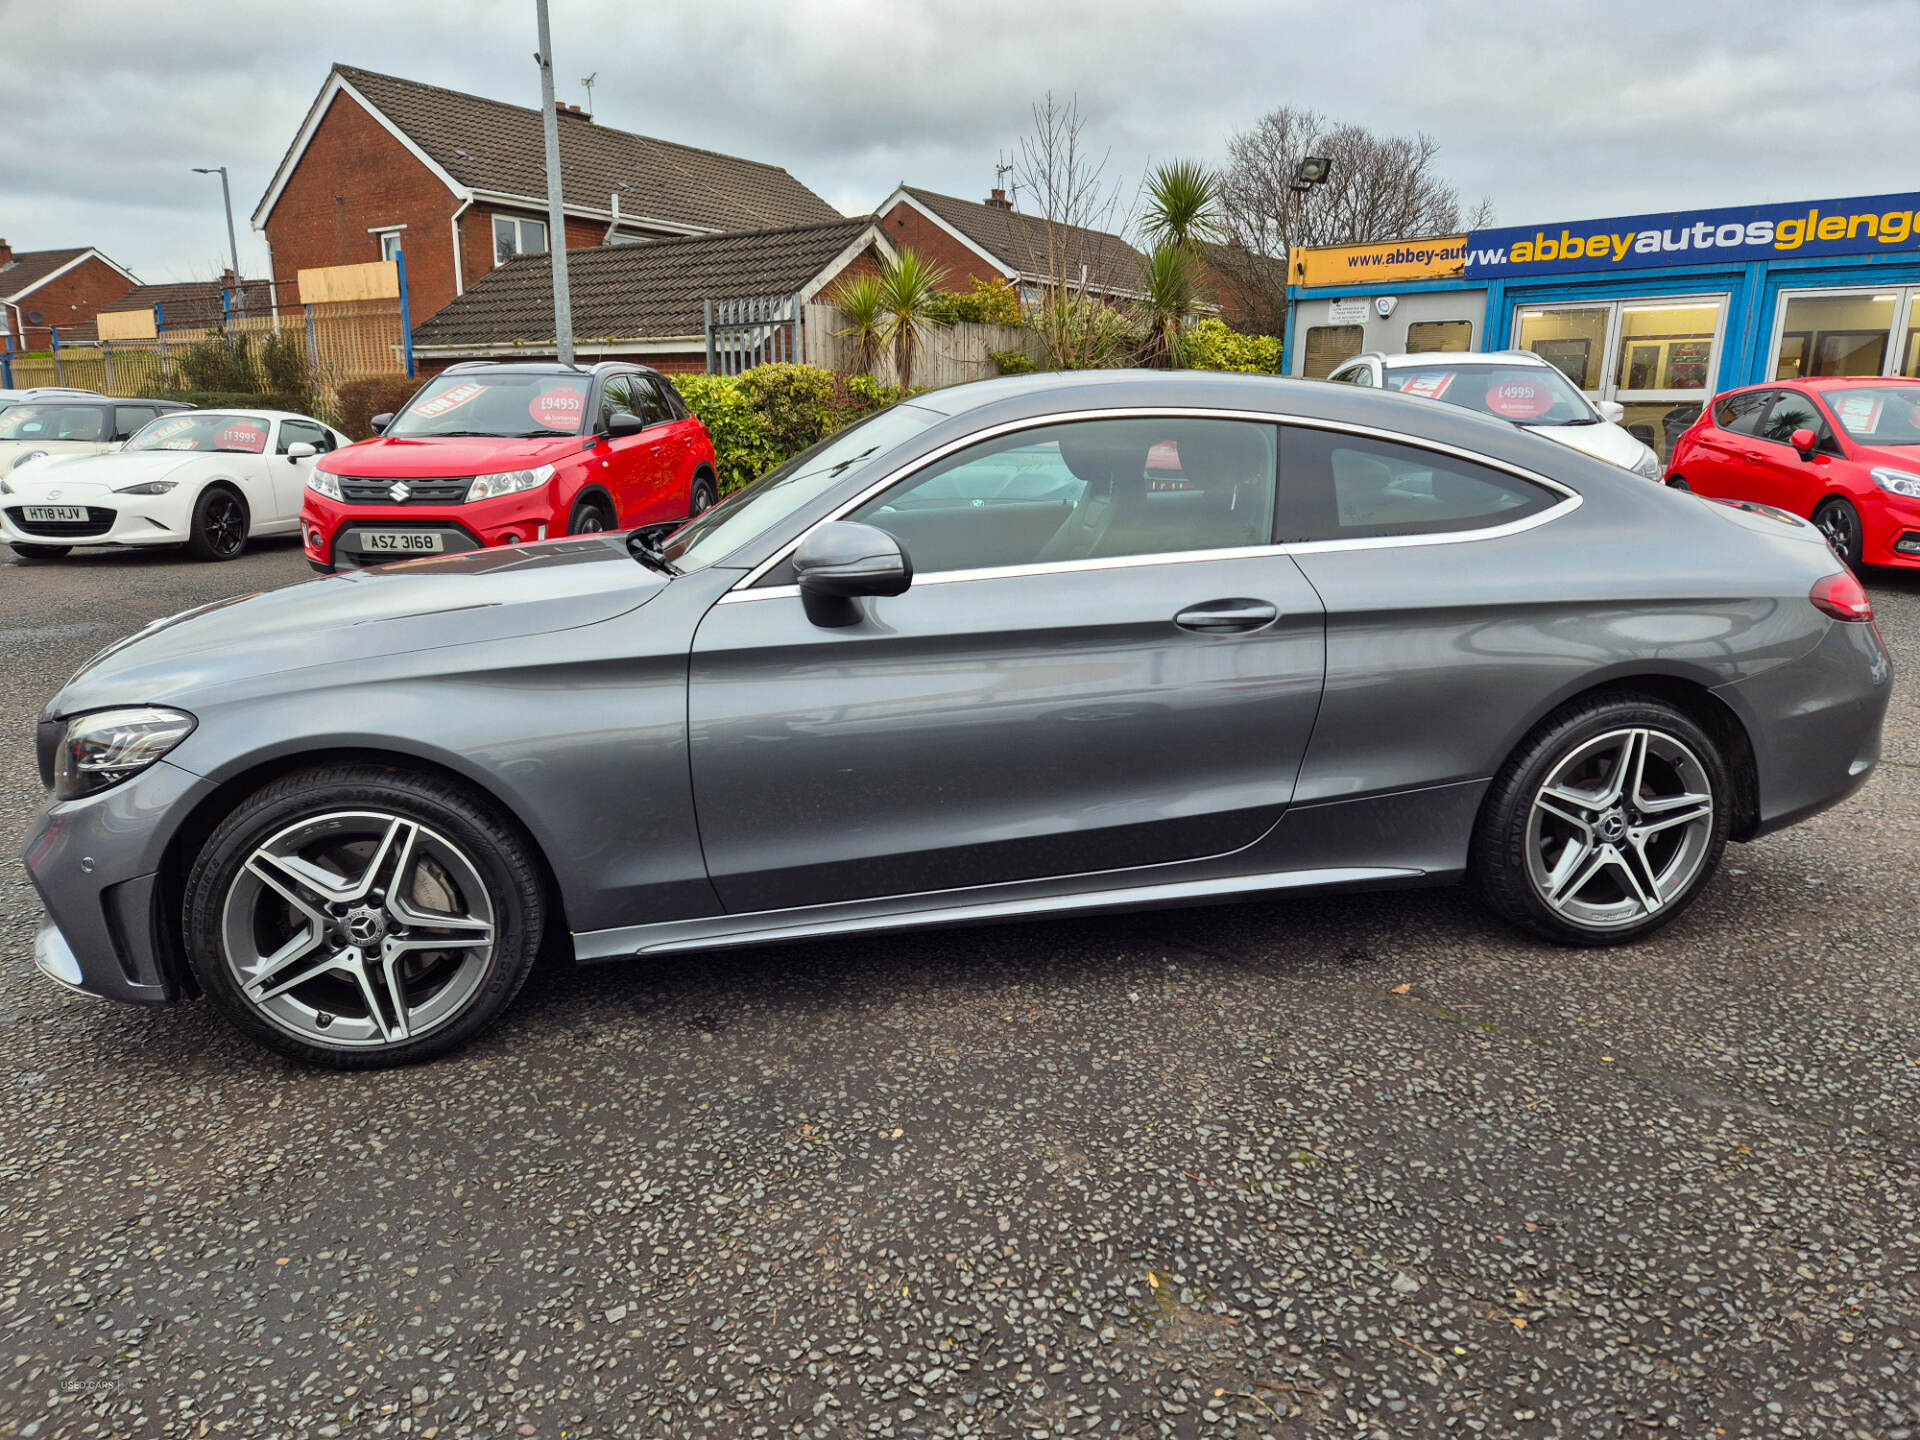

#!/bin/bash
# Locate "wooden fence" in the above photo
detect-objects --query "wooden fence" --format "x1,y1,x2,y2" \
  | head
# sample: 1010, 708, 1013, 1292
799, 303, 1039, 389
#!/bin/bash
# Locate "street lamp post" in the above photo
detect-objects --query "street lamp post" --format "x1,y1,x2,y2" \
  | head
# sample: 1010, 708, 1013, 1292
191, 166, 243, 286
534, 0, 575, 365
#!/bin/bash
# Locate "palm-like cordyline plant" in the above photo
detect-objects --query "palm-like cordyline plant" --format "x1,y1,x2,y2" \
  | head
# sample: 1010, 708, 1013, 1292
1140, 159, 1225, 253
1134, 243, 1199, 369
876, 247, 950, 391
831, 273, 887, 378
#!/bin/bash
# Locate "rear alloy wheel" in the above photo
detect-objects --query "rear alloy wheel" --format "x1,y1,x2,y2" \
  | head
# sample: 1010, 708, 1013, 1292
1813, 496, 1864, 570
689, 473, 718, 519
8, 542, 72, 561
184, 764, 545, 1067
186, 487, 248, 561
1474, 695, 1729, 946
568, 495, 615, 536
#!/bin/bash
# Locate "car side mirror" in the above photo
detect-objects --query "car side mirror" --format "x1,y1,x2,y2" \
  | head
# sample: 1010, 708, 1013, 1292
369, 412, 395, 434
1595, 400, 1625, 424
605, 410, 645, 438
793, 521, 913, 627
1791, 427, 1818, 460
285, 442, 317, 460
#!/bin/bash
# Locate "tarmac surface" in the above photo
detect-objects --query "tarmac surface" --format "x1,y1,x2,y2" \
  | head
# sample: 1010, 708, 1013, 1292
1, 536, 1917, 1439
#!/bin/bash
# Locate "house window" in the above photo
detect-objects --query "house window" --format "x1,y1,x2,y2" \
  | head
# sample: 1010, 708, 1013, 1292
379, 231, 404, 263
493, 215, 549, 266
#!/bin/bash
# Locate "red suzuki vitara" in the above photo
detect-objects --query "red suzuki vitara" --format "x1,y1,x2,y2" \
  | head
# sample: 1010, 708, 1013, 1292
303, 361, 718, 572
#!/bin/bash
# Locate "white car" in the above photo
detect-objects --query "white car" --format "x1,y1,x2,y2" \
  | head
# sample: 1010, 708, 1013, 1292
0, 396, 195, 474
1327, 350, 1664, 480
0, 409, 350, 562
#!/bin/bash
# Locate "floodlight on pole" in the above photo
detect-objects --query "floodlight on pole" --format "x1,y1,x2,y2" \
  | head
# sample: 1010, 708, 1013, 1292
191, 166, 243, 285
534, 0, 575, 365
1288, 156, 1334, 197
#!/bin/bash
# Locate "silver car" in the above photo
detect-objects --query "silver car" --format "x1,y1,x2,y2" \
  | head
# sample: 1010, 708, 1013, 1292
25, 372, 1890, 1067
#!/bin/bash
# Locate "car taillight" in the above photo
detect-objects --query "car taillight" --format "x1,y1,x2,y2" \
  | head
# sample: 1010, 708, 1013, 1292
1810, 571, 1873, 623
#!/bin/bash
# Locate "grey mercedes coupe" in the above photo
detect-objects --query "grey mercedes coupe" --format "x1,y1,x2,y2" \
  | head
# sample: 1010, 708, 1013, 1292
26, 371, 1891, 1067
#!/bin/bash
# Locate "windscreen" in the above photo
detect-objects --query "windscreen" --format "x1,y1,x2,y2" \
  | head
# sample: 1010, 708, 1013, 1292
1823, 386, 1920, 446
0, 404, 106, 442
126, 413, 270, 453
1385, 364, 1595, 425
384, 373, 592, 439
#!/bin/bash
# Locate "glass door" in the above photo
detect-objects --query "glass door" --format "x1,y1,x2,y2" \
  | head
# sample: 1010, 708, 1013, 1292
1515, 295, 1727, 462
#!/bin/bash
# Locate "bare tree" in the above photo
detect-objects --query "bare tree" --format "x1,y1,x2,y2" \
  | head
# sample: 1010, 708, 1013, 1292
1211, 105, 1493, 335
1011, 92, 1135, 369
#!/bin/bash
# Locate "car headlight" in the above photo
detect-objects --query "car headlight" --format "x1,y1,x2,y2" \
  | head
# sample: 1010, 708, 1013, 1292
1871, 466, 1920, 499
306, 469, 343, 501
467, 463, 554, 502
51, 706, 196, 801
1629, 445, 1662, 481
13, 450, 49, 470
114, 479, 177, 495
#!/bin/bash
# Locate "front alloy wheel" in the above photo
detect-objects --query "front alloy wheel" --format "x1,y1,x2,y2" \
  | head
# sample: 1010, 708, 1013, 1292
186, 764, 544, 1066
1474, 695, 1729, 945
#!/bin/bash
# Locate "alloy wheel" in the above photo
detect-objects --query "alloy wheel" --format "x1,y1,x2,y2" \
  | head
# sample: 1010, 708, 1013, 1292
219, 810, 496, 1049
1523, 727, 1715, 930
1816, 502, 1860, 565
203, 493, 246, 556
573, 504, 608, 534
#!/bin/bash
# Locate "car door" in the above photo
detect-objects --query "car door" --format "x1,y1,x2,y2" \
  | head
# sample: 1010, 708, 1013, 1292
592, 375, 654, 525
270, 418, 333, 526
686, 413, 1329, 914
630, 374, 690, 524
1750, 388, 1843, 519
1682, 389, 1774, 500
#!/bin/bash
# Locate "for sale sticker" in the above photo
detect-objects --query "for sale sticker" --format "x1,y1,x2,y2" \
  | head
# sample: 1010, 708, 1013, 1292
1832, 393, 1885, 433
143, 415, 198, 445
218, 422, 268, 453
1484, 380, 1554, 419
409, 381, 486, 420
1397, 372, 1455, 400
528, 386, 587, 431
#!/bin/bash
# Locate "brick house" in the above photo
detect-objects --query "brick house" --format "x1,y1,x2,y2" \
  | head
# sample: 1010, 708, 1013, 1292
0, 241, 139, 353
252, 65, 843, 324
410, 217, 892, 373
873, 185, 1144, 302
62, 274, 271, 344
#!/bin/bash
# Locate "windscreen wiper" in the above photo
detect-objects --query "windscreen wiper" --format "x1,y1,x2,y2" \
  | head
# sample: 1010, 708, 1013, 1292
625, 525, 680, 575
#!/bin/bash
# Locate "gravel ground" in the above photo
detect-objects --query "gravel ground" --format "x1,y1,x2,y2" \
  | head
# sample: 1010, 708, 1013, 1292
1, 537, 1918, 1440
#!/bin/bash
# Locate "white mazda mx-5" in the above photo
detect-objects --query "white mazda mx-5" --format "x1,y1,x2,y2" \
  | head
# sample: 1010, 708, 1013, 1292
0, 409, 350, 562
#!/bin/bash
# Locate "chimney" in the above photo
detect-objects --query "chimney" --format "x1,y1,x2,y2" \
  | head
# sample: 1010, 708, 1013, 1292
985, 188, 1012, 210
556, 101, 588, 119
0, 238, 12, 267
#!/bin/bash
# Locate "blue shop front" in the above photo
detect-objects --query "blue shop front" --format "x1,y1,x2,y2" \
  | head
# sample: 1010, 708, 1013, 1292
1284, 190, 1920, 460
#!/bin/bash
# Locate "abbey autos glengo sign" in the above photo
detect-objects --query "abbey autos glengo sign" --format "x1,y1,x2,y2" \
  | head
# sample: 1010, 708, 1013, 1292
1462, 191, 1920, 279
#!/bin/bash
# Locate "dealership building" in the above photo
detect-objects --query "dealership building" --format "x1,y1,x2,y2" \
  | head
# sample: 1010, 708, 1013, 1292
1282, 190, 1920, 459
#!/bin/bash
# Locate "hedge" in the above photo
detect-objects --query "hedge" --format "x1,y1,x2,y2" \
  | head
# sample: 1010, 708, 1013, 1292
674, 363, 907, 494
1185, 319, 1284, 374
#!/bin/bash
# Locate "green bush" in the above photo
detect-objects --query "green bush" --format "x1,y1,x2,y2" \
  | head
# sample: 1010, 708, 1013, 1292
988, 347, 1035, 376
335, 375, 425, 439
1185, 318, 1283, 374
674, 364, 907, 495
924, 277, 1024, 328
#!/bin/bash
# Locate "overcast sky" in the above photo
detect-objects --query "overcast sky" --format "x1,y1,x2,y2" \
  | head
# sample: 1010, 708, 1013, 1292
3, 0, 1916, 285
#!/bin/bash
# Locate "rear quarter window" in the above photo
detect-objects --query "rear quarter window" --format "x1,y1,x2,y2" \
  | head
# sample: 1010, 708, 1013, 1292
1278, 426, 1562, 542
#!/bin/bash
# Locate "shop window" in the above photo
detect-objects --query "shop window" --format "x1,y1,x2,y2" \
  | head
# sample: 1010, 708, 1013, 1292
1775, 292, 1897, 379
1515, 307, 1609, 390
1406, 320, 1472, 354
1613, 302, 1720, 391
1302, 325, 1364, 380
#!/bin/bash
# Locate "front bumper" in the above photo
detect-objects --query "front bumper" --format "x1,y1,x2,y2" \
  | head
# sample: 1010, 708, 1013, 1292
2, 502, 182, 548
303, 488, 563, 571
21, 758, 213, 1005
1862, 494, 1920, 568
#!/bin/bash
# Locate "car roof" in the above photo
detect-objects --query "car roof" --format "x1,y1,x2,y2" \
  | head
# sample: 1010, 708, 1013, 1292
1360, 350, 1553, 370
1797, 375, 1920, 389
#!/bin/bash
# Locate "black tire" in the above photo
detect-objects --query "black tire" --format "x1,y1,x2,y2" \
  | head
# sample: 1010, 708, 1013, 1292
1665, 475, 1692, 493
183, 763, 546, 1068
185, 486, 249, 562
1813, 496, 1864, 570
8, 542, 72, 560
688, 472, 718, 519
568, 494, 615, 536
1472, 693, 1730, 947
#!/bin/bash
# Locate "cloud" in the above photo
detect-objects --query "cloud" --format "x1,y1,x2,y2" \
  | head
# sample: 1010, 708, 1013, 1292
1, 0, 1914, 283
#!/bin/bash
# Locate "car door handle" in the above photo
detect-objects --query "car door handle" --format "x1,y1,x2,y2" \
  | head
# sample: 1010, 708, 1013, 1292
1174, 599, 1279, 634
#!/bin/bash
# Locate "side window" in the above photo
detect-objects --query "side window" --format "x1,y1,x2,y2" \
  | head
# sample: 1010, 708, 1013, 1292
655, 376, 690, 420
1303, 325, 1365, 380
599, 376, 637, 430
278, 419, 328, 453
847, 417, 1277, 575
1278, 427, 1561, 542
1406, 320, 1473, 353
1331, 365, 1375, 387
112, 406, 156, 440
1759, 390, 1838, 452
1713, 390, 1772, 435
630, 375, 673, 426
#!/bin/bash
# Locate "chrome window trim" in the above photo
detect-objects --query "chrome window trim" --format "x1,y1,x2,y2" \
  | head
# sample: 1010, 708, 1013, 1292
719, 406, 1583, 603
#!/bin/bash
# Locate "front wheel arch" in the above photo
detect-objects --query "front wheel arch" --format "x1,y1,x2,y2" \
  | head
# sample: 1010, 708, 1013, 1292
567, 486, 618, 534
157, 745, 572, 998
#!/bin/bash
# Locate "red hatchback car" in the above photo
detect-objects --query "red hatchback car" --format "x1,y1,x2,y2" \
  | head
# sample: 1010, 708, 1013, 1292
304, 362, 718, 572
1667, 376, 1920, 570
